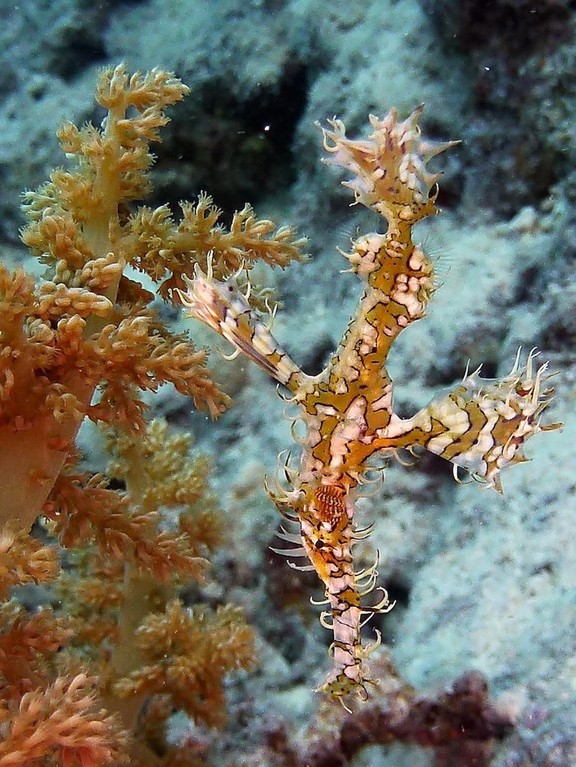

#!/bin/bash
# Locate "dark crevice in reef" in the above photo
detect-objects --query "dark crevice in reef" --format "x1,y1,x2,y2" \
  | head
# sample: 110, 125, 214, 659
371, 575, 411, 645
48, 39, 107, 78
421, 0, 574, 61
419, 0, 576, 219
149, 63, 310, 222
45, 1, 147, 80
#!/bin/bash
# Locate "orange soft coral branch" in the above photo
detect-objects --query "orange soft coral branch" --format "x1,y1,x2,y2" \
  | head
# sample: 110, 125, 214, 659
0, 528, 59, 599
1, 63, 304, 534
44, 469, 207, 583
1, 66, 191, 533
0, 605, 73, 697
0, 674, 129, 767
0, 64, 303, 762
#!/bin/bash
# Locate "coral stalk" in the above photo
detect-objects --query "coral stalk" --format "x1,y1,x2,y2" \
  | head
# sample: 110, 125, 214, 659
0, 67, 190, 532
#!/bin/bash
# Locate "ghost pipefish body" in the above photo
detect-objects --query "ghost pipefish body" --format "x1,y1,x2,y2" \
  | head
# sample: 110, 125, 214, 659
179, 106, 560, 703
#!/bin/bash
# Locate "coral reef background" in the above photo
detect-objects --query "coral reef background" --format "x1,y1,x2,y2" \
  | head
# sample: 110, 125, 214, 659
1, 1, 575, 765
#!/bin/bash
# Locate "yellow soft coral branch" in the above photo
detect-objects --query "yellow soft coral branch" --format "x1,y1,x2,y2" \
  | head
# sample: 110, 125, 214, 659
126, 192, 307, 301
113, 600, 256, 729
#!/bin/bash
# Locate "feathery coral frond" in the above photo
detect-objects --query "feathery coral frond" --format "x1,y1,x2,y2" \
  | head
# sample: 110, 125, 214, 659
0, 604, 72, 696
44, 469, 207, 583
113, 600, 256, 729
126, 192, 307, 302
0, 674, 129, 767
0, 529, 59, 599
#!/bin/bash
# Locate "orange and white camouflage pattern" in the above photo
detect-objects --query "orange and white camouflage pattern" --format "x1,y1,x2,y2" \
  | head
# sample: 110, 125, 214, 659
179, 106, 560, 704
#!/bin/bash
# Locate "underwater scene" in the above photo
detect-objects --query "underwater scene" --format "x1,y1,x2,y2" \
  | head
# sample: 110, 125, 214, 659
0, 1, 575, 765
